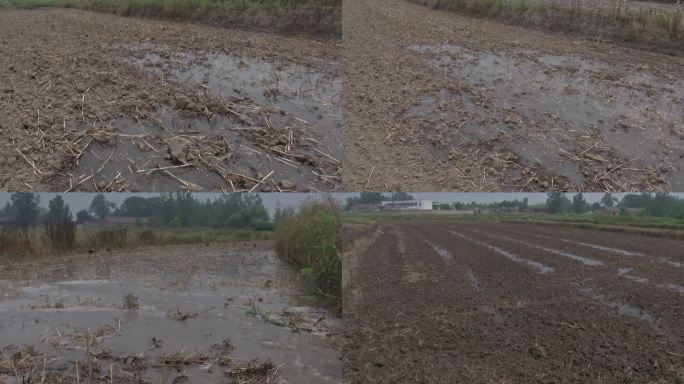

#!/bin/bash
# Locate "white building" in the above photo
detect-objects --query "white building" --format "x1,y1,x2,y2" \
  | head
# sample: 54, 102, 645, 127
381, 200, 432, 211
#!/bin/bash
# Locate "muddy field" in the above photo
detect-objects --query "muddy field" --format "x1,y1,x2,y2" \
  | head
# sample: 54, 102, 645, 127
344, 220, 684, 383
0, 9, 341, 192
343, 0, 684, 192
0, 242, 341, 383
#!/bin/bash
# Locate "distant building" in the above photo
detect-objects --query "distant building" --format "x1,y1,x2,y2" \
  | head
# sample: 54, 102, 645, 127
80, 216, 151, 228
0, 216, 18, 228
381, 200, 433, 211
525, 204, 549, 213
598, 207, 644, 216
452, 210, 478, 215
600, 207, 620, 216
489, 207, 520, 214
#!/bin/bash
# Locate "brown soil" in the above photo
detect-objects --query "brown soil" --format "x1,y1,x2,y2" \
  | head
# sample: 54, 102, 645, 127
63, 1, 342, 37
0, 8, 340, 192
343, 220, 684, 383
342, 0, 684, 192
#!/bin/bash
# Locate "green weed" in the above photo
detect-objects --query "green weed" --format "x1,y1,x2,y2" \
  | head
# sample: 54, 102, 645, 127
275, 197, 341, 309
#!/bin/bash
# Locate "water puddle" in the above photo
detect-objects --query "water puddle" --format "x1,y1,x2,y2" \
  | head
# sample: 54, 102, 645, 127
0, 245, 341, 383
578, 286, 654, 322
66, 110, 339, 192
529, 232, 684, 268
554, 236, 644, 257
517, 241, 603, 267
64, 45, 341, 192
620, 272, 684, 294
411, 43, 684, 189
426, 240, 453, 265
449, 230, 554, 274
465, 268, 481, 291
130, 46, 341, 152
469, 230, 604, 267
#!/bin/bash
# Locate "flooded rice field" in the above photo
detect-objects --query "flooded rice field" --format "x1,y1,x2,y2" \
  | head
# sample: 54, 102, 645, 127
344, 221, 684, 383
0, 243, 341, 383
408, 43, 684, 191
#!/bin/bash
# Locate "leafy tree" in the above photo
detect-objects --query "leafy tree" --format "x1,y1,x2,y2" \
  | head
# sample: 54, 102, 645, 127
545, 192, 572, 213
619, 193, 684, 217
10, 192, 41, 228
46, 195, 72, 222
89, 194, 115, 220
274, 204, 296, 225
76, 210, 95, 224
115, 196, 162, 217
345, 192, 385, 210
572, 193, 589, 213
389, 192, 414, 201
601, 193, 616, 208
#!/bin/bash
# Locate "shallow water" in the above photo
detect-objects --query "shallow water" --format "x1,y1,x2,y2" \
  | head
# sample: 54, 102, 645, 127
64, 46, 342, 192
578, 286, 654, 322
449, 230, 555, 274
0, 245, 341, 383
411, 43, 684, 189
130, 47, 341, 153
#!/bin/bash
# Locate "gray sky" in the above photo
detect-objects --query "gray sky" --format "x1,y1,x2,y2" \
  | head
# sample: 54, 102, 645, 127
1, 193, 683, 217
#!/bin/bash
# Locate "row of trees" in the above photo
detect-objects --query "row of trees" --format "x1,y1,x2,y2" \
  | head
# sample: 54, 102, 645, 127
543, 192, 684, 217
0, 193, 276, 229
342, 192, 684, 218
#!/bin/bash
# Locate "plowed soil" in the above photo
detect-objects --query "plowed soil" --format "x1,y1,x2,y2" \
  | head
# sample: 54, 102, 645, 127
342, 0, 684, 192
0, 8, 340, 192
343, 220, 684, 383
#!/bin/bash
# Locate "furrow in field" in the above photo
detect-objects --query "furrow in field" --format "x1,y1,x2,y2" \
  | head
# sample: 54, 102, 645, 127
444, 223, 684, 333
465, 223, 684, 286
496, 222, 684, 267
448, 230, 554, 274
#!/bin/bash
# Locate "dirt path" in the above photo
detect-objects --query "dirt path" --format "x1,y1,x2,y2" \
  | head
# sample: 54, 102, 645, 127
0, 243, 341, 383
342, 0, 684, 192
0, 9, 341, 192
344, 220, 684, 383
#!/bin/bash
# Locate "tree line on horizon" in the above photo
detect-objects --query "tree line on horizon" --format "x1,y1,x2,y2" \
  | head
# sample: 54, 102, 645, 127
345, 192, 684, 218
0, 192, 297, 230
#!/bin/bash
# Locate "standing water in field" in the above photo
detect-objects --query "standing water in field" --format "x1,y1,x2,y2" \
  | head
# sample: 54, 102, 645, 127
0, 244, 341, 383
408, 43, 684, 191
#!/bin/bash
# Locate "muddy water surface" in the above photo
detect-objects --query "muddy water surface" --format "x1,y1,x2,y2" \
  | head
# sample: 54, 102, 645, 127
410, 43, 684, 190
65, 45, 342, 192
0, 244, 341, 383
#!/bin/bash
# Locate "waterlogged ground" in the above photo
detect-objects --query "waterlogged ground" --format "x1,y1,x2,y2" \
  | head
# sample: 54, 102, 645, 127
0, 243, 341, 383
344, 221, 684, 383
0, 8, 340, 192
409, 43, 684, 191
343, 0, 684, 191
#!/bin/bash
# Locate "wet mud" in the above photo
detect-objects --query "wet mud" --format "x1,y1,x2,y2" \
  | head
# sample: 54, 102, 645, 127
0, 8, 340, 192
342, 0, 684, 191
408, 43, 684, 191
0, 243, 341, 383
344, 220, 684, 383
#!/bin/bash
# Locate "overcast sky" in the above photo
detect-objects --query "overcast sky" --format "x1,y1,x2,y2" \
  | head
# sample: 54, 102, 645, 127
1, 192, 683, 217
